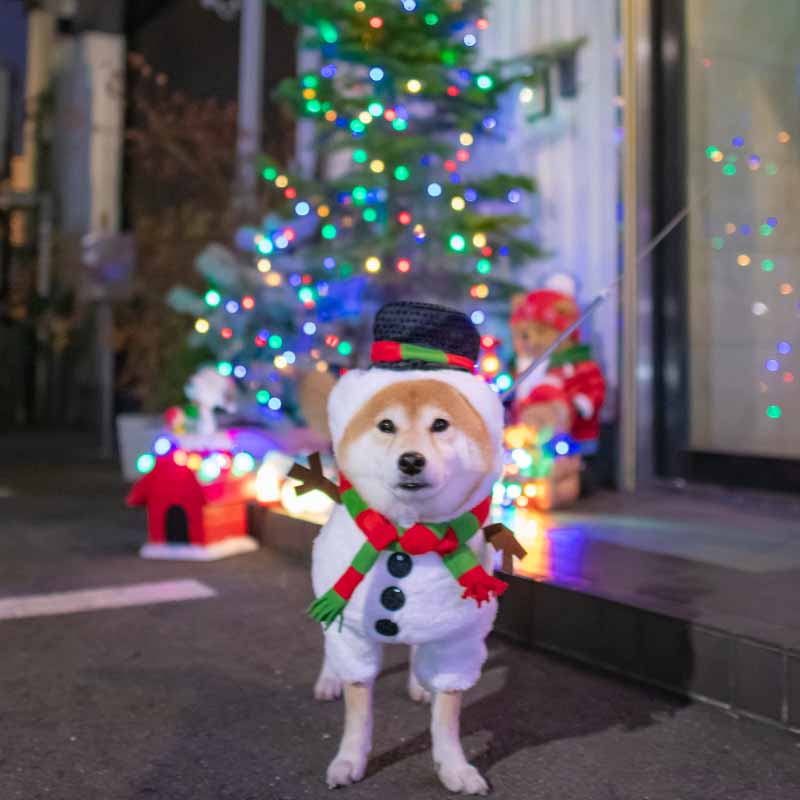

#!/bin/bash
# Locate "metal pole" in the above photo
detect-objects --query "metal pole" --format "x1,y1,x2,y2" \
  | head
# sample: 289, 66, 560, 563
619, 0, 641, 492
235, 0, 265, 213
97, 297, 114, 459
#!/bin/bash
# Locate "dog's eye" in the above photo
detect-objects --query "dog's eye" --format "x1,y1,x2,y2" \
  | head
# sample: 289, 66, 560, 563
377, 419, 396, 433
431, 418, 450, 433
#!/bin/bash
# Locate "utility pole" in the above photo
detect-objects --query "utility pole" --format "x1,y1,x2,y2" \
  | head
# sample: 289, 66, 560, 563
234, 0, 265, 215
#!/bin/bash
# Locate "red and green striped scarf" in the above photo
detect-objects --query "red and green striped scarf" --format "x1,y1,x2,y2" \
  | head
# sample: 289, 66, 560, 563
308, 475, 508, 628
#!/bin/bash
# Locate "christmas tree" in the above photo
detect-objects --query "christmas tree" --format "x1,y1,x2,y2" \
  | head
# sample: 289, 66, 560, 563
170, 0, 582, 429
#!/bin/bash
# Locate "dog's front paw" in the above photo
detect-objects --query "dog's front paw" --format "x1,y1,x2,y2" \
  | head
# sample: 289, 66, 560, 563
437, 761, 489, 795
326, 754, 367, 789
314, 673, 343, 702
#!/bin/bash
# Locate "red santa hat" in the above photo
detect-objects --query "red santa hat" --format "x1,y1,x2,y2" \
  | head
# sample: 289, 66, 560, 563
510, 274, 581, 341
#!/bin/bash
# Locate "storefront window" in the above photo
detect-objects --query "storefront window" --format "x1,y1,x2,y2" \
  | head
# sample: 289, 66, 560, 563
686, 0, 799, 459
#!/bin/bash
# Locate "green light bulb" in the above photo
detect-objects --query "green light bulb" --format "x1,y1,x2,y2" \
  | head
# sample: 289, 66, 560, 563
449, 233, 467, 252
319, 21, 338, 44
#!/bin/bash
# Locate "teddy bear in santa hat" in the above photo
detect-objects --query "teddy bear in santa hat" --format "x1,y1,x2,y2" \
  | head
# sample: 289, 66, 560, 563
304, 301, 515, 795
510, 276, 606, 504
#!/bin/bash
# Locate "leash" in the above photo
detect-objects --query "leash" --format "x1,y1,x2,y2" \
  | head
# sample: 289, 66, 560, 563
500, 200, 695, 404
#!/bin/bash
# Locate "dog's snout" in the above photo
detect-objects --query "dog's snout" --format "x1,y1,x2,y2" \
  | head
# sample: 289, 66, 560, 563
398, 451, 426, 476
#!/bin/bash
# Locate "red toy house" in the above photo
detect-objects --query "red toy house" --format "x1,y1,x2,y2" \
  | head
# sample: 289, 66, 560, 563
126, 455, 258, 560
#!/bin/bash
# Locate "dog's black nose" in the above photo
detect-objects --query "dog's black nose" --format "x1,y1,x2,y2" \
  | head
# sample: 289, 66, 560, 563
398, 451, 426, 476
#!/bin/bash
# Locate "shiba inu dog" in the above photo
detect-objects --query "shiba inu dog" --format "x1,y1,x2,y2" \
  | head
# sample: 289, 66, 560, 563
309, 302, 506, 795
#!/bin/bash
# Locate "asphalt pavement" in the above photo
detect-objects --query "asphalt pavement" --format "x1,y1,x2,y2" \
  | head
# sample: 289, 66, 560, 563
1, 447, 799, 800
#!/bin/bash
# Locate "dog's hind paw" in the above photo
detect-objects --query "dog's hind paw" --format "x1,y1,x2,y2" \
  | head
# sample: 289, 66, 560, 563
314, 674, 343, 702
326, 755, 367, 789
437, 762, 489, 795
407, 676, 431, 704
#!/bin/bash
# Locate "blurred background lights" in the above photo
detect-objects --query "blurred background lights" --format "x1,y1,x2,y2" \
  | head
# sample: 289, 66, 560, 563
232, 452, 256, 476
406, 79, 423, 93
136, 453, 156, 474
519, 87, 535, 103
495, 373, 513, 391
470, 310, 485, 324
777, 341, 792, 355
194, 318, 210, 334
268, 397, 282, 410
449, 233, 466, 251
369, 66, 384, 81
766, 359, 779, 372
766, 405, 782, 420
153, 437, 172, 456
752, 302, 768, 316
303, 321, 317, 335
233, 365, 247, 378
427, 182, 443, 197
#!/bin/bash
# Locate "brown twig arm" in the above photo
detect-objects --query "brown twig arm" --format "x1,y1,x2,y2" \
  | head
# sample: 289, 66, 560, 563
483, 523, 527, 574
287, 452, 341, 504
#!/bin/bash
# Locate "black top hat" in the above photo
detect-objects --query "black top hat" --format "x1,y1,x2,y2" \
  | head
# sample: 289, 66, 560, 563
370, 301, 480, 372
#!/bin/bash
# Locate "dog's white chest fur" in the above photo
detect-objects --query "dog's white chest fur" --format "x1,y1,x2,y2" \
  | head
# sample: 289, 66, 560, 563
312, 504, 497, 645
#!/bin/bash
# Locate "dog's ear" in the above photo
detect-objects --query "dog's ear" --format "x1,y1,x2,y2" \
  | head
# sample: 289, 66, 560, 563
298, 369, 337, 440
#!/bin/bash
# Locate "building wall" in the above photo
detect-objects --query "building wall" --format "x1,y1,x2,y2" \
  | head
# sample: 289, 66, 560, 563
0, 0, 28, 161
686, 0, 800, 458
481, 0, 620, 405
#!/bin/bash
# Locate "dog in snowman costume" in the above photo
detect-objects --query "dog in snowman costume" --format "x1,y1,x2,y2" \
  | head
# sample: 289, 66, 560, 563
308, 302, 508, 794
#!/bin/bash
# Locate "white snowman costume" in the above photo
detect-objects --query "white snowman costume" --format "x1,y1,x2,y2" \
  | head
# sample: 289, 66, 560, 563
311, 366, 505, 693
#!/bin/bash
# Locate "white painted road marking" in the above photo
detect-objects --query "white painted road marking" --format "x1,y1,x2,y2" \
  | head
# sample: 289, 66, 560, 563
0, 579, 217, 621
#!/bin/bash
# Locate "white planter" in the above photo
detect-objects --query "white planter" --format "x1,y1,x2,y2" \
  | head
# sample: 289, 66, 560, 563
116, 412, 164, 482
